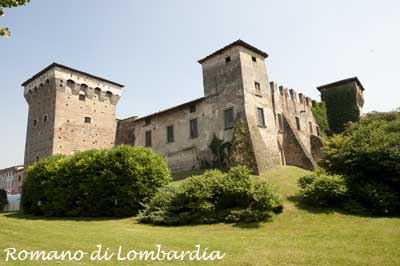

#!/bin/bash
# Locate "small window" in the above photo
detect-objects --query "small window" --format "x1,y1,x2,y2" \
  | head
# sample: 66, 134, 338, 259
84, 117, 91, 123
224, 108, 234, 129
79, 94, 86, 101
309, 122, 313, 134
167, 125, 174, 143
252, 56, 257, 62
295, 117, 301, 131
277, 113, 283, 130
189, 104, 196, 113
255, 82, 261, 92
257, 108, 266, 127
190, 118, 198, 138
316, 126, 320, 136
33, 119, 37, 127
145, 118, 151, 126
145, 130, 152, 147
43, 115, 48, 123
225, 56, 231, 63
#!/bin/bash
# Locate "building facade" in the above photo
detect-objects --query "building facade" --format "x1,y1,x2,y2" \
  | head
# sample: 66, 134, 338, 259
0, 165, 24, 194
22, 40, 362, 174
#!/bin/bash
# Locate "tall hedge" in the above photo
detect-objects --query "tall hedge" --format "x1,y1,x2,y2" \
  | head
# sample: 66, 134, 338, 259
321, 84, 360, 133
21, 145, 171, 217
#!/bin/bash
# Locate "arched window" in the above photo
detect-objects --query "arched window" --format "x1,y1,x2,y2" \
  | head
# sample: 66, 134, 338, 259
105, 91, 112, 101
80, 83, 88, 95
66, 79, 75, 94
94, 87, 102, 99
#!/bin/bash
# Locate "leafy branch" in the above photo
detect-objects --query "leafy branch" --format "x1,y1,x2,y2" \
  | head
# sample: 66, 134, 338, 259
0, 0, 31, 37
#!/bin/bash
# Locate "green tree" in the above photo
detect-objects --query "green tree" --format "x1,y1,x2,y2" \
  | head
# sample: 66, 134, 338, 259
0, 189, 8, 211
0, 0, 30, 37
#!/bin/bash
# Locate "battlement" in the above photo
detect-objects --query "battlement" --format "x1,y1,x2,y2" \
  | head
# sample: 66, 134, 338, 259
270, 81, 315, 110
23, 63, 123, 106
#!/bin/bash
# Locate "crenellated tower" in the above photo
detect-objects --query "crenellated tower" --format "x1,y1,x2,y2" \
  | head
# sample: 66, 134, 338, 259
22, 63, 123, 167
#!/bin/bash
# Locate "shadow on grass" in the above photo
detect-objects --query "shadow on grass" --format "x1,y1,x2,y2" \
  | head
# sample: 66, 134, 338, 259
286, 194, 397, 218
287, 195, 337, 214
232, 222, 262, 229
3, 212, 127, 222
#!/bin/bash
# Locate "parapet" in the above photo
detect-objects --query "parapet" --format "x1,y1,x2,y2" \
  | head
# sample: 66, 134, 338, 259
270, 81, 317, 110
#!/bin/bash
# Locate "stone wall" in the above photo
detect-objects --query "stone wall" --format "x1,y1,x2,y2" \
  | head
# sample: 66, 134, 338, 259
116, 43, 323, 173
22, 41, 325, 175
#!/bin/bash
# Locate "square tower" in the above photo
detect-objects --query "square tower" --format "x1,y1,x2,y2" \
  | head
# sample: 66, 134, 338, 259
198, 40, 282, 173
22, 63, 123, 166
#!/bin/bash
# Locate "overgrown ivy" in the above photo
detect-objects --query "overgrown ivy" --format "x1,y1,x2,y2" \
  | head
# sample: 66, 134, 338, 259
228, 118, 258, 174
208, 134, 230, 169
311, 101, 330, 136
321, 85, 360, 134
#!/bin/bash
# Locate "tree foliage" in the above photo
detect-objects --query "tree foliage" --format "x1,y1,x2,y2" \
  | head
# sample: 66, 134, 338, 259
0, 0, 30, 37
21, 145, 171, 217
0, 189, 8, 211
313, 110, 400, 215
138, 166, 283, 225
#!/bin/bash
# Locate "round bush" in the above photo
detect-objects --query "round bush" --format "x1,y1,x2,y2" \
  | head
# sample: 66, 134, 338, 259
138, 166, 283, 225
21, 145, 171, 217
299, 173, 348, 207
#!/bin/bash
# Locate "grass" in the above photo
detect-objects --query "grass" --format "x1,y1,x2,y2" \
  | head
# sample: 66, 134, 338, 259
1, 166, 399, 265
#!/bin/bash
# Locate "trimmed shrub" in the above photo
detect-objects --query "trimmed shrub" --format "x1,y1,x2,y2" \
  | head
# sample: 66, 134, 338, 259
138, 166, 283, 225
299, 173, 348, 207
0, 189, 8, 211
21, 145, 171, 217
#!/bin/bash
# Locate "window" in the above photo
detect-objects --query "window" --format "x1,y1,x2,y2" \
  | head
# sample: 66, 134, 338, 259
295, 117, 301, 131
84, 117, 91, 123
309, 122, 313, 134
224, 108, 234, 129
255, 81, 261, 92
316, 126, 320, 136
167, 125, 174, 143
79, 94, 86, 101
257, 108, 266, 127
277, 113, 283, 130
190, 118, 198, 138
145, 130, 152, 147
225, 56, 231, 63
145, 118, 151, 126
33, 119, 37, 127
252, 56, 257, 62
189, 104, 196, 113
43, 115, 48, 123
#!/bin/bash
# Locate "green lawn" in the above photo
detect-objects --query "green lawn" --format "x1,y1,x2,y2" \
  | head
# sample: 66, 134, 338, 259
1, 166, 399, 265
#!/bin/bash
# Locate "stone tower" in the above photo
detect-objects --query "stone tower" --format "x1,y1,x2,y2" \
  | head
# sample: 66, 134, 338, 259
198, 40, 282, 173
317, 77, 365, 133
22, 63, 123, 167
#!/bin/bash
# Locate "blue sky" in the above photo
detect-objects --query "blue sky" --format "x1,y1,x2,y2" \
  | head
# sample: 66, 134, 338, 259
1, 0, 399, 168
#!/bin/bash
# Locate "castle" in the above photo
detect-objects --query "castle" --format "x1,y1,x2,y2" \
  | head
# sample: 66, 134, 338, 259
22, 40, 364, 174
